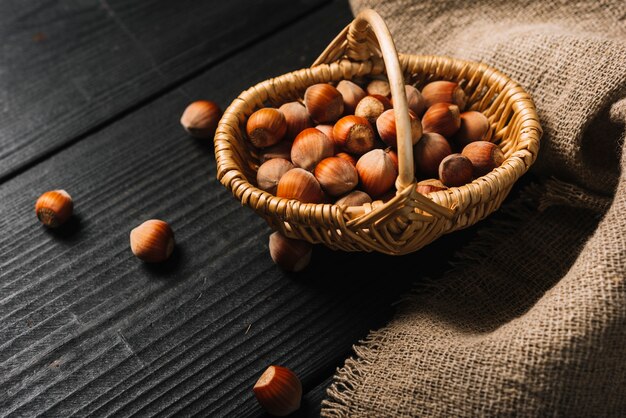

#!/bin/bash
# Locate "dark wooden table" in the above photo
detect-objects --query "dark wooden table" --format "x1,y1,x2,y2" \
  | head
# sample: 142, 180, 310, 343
0, 1, 490, 416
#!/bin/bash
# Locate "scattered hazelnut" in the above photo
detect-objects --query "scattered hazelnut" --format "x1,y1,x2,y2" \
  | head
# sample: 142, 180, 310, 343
130, 219, 175, 263
254, 364, 303, 416
180, 100, 222, 139
268, 232, 312, 273
35, 189, 73, 228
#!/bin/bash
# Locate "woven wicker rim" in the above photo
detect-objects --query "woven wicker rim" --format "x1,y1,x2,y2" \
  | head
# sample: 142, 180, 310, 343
214, 9, 542, 255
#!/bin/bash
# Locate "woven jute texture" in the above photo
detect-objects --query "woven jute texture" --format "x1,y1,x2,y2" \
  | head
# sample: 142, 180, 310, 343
322, 1, 626, 416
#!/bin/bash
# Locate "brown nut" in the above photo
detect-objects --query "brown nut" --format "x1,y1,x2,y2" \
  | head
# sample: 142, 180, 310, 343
276, 168, 324, 203
332, 115, 376, 155
304, 83, 344, 123
413, 132, 452, 177
314, 157, 359, 196
454, 111, 491, 148
257, 158, 294, 195
461, 141, 505, 177
254, 364, 303, 416
356, 149, 398, 198
354, 95, 392, 126
336, 80, 367, 115
366, 79, 391, 97
421, 80, 467, 109
416, 179, 448, 194
334, 190, 373, 207
259, 140, 293, 163
268, 233, 312, 273
290, 128, 334, 171
438, 153, 473, 187
335, 152, 357, 167
35, 189, 73, 228
376, 109, 422, 148
180, 100, 222, 139
130, 219, 175, 263
279, 102, 313, 141
246, 108, 287, 148
422, 102, 461, 138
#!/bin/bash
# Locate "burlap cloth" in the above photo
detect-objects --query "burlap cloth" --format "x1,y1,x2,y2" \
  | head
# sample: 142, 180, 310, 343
321, 1, 626, 416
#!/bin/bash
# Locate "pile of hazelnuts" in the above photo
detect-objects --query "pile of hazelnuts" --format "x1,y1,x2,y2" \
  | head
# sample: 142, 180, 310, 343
248, 78, 504, 207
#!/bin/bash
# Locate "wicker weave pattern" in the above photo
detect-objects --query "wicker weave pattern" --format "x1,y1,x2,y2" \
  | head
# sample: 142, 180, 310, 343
214, 10, 541, 255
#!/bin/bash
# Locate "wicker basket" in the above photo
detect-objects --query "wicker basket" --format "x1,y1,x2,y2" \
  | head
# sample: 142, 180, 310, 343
214, 9, 541, 256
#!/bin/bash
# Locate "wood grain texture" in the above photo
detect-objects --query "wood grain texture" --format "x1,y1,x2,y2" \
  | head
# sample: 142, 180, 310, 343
0, 0, 326, 182
0, 1, 492, 416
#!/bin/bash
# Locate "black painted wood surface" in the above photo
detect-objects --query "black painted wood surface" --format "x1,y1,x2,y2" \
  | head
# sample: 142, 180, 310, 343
0, 1, 490, 416
0, 0, 325, 182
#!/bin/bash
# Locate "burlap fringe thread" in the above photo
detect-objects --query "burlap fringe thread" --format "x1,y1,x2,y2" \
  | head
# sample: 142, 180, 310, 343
321, 177, 604, 417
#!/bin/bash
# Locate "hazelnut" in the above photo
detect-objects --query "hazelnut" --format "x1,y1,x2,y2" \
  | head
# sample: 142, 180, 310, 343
438, 154, 473, 187
276, 168, 324, 203
366, 79, 391, 97
416, 179, 448, 194
314, 157, 358, 196
332, 115, 376, 155
35, 189, 73, 228
422, 102, 461, 138
413, 132, 452, 177
335, 190, 372, 207
259, 140, 293, 163
454, 111, 491, 148
356, 149, 397, 198
257, 158, 294, 195
304, 83, 344, 123
254, 364, 303, 416
461, 141, 505, 177
246, 108, 287, 148
354, 95, 392, 126
393, 85, 426, 116
290, 128, 334, 171
336, 80, 367, 115
279, 102, 313, 141
130, 219, 175, 263
335, 152, 357, 167
180, 100, 222, 139
376, 109, 422, 148
421, 80, 467, 109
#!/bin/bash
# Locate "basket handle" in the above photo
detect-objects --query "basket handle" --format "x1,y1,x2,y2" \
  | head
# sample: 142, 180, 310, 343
316, 9, 415, 191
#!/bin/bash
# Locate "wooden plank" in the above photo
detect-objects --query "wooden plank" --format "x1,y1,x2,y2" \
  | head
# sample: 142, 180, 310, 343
0, 1, 488, 416
0, 0, 326, 181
